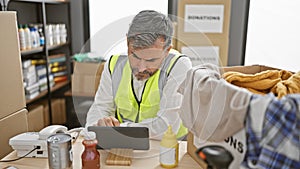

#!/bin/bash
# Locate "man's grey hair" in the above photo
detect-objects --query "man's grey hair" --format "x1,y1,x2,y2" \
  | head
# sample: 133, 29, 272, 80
127, 10, 173, 50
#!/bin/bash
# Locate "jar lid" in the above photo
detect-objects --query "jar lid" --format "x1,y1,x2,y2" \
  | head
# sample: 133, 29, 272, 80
84, 131, 96, 140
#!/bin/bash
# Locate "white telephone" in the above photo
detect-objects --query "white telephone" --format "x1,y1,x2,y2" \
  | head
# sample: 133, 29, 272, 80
9, 125, 68, 158
38, 125, 68, 140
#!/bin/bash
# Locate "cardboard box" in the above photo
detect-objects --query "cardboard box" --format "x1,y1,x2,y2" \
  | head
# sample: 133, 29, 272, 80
40, 98, 66, 126
0, 12, 26, 119
72, 61, 105, 96
27, 104, 44, 132
0, 108, 28, 159
172, 22, 178, 50
187, 65, 281, 168
177, 37, 229, 66
222, 65, 280, 74
177, 0, 231, 39
187, 132, 208, 169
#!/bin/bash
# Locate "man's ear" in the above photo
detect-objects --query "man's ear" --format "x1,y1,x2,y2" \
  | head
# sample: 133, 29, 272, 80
126, 36, 129, 46
166, 45, 172, 52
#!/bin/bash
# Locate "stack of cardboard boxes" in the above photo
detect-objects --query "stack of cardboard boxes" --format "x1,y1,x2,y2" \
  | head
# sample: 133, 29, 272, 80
0, 12, 68, 159
176, 0, 231, 67
0, 12, 29, 159
72, 61, 105, 96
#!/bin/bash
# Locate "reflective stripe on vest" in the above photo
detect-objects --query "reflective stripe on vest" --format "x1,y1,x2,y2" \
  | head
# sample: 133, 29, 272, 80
109, 49, 187, 138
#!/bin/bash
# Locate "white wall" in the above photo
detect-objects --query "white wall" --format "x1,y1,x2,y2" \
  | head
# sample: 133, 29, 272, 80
89, 0, 168, 59
245, 0, 300, 72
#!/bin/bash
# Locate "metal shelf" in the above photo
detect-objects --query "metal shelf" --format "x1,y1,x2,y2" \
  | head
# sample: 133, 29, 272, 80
21, 42, 69, 55
26, 80, 70, 104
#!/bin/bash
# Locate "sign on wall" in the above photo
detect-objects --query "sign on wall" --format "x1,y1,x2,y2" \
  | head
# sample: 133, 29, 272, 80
181, 46, 219, 66
184, 5, 224, 33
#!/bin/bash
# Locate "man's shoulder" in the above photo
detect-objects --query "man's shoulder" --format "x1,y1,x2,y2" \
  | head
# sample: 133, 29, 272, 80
109, 54, 128, 63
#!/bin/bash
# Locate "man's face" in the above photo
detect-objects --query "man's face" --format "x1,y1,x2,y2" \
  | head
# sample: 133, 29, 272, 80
128, 39, 170, 80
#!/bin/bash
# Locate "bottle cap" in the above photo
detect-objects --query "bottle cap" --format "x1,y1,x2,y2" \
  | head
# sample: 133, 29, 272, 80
162, 125, 176, 140
84, 131, 96, 140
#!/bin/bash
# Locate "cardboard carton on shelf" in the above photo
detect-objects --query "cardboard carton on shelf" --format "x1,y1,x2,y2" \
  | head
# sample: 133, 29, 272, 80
0, 12, 26, 119
172, 22, 178, 50
187, 64, 285, 168
0, 109, 28, 159
177, 0, 231, 39
27, 104, 44, 132
72, 61, 105, 96
177, 37, 229, 66
41, 98, 67, 126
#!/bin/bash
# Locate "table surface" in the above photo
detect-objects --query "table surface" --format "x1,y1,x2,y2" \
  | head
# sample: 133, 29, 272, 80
0, 137, 203, 169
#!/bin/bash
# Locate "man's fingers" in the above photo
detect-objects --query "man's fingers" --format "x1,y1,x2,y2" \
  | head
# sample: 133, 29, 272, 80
111, 117, 120, 126
103, 117, 114, 126
96, 116, 120, 126
97, 119, 106, 126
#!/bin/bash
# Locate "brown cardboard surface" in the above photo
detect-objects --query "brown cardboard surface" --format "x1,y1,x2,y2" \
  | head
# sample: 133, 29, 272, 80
72, 61, 105, 96
221, 65, 280, 74
0, 12, 26, 119
177, 0, 231, 39
40, 99, 66, 126
72, 74, 101, 96
177, 37, 229, 66
0, 108, 28, 159
187, 132, 207, 168
27, 104, 44, 132
172, 22, 178, 50
186, 64, 283, 168
73, 61, 105, 75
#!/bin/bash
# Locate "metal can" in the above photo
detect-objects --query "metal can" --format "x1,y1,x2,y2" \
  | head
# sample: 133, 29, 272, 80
47, 133, 73, 169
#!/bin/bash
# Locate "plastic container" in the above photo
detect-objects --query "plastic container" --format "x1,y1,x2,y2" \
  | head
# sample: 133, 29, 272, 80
23, 24, 32, 50
18, 24, 26, 50
30, 27, 37, 48
38, 25, 45, 46
81, 131, 100, 169
159, 125, 179, 168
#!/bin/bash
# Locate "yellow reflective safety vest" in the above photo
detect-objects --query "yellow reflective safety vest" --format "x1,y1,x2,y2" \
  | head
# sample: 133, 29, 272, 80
109, 49, 187, 138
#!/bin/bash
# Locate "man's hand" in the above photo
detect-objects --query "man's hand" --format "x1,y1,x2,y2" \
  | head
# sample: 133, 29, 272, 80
96, 116, 120, 126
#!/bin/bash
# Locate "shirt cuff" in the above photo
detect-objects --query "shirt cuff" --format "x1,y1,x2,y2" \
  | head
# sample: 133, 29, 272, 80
120, 122, 129, 127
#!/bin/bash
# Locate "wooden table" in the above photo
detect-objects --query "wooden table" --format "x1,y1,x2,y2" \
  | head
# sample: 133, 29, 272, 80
0, 137, 202, 169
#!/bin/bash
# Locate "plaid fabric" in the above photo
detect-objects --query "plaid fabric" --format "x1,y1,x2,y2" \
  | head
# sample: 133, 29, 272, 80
243, 94, 300, 169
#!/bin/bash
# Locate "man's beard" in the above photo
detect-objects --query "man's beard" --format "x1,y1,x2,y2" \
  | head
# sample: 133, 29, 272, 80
133, 69, 156, 80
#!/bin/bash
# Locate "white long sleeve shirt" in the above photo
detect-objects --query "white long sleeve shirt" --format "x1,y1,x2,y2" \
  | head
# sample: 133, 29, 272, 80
86, 55, 192, 140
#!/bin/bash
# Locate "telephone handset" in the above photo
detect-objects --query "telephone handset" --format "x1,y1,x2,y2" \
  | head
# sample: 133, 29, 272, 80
9, 125, 70, 158
38, 125, 68, 140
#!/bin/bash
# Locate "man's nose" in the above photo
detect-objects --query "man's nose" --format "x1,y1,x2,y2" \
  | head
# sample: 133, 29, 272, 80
137, 60, 147, 72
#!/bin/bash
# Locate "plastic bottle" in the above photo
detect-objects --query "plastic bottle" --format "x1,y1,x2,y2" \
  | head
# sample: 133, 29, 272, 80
81, 131, 100, 169
33, 26, 40, 47
159, 125, 179, 168
52, 24, 60, 45
30, 27, 37, 48
38, 25, 45, 46
45, 24, 53, 46
23, 24, 32, 50
18, 24, 26, 50
59, 24, 67, 44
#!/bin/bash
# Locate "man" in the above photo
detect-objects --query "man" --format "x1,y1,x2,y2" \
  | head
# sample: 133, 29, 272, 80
86, 10, 192, 140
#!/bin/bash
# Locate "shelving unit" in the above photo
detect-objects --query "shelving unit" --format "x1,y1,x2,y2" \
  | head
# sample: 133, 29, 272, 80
26, 80, 69, 104
21, 42, 69, 55
2, 0, 72, 125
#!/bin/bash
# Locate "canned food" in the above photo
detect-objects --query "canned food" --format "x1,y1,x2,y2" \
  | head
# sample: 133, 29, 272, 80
47, 133, 73, 169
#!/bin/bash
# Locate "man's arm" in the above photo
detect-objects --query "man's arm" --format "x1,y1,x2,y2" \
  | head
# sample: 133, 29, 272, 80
85, 59, 116, 127
126, 56, 192, 140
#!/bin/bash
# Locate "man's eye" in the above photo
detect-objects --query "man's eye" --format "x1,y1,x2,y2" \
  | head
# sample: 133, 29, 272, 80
146, 59, 157, 62
132, 53, 141, 60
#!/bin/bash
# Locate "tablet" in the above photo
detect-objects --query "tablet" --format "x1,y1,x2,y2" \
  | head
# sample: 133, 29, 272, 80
87, 126, 149, 150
